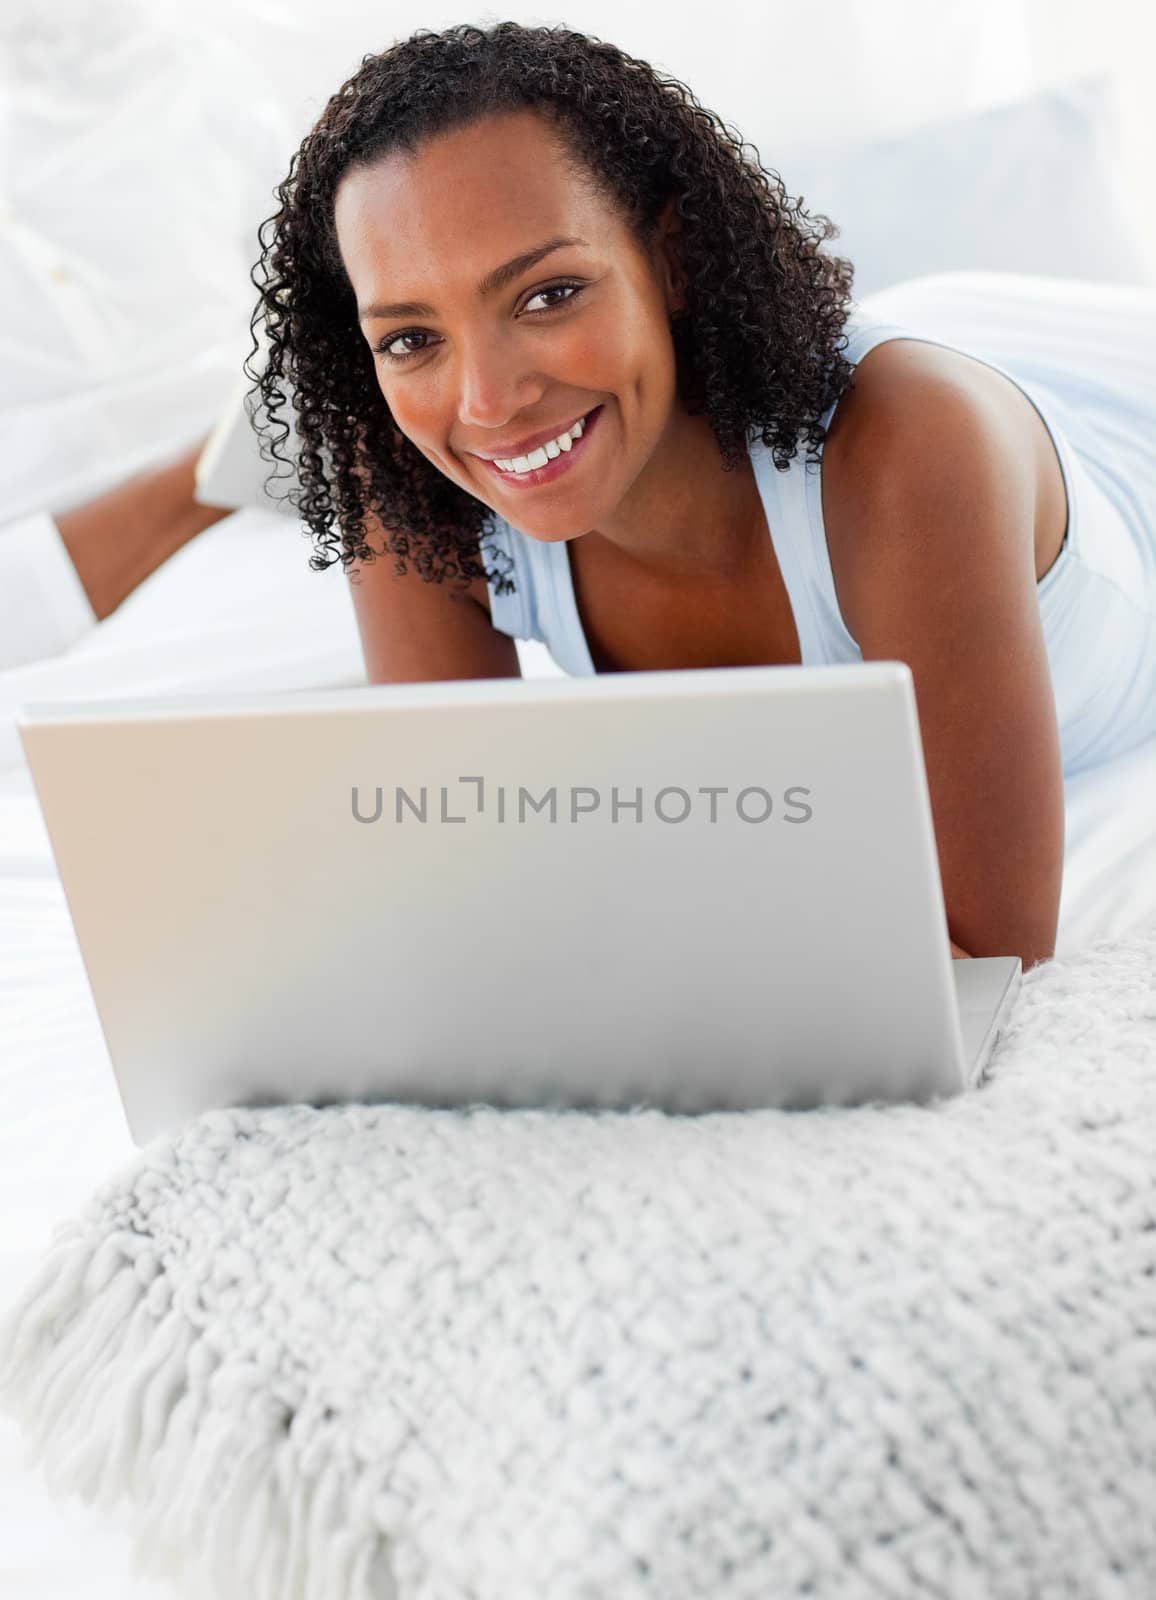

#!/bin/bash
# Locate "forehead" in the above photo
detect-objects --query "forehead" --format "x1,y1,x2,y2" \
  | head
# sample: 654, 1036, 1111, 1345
334, 109, 621, 298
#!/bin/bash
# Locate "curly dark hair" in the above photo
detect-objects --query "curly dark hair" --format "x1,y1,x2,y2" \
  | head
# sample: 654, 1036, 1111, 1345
248, 20, 856, 596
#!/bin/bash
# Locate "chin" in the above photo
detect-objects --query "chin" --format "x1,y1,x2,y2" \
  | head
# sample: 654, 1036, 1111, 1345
498, 513, 594, 544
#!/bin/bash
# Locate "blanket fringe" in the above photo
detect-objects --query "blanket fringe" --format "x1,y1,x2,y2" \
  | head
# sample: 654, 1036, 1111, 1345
0, 1226, 396, 1600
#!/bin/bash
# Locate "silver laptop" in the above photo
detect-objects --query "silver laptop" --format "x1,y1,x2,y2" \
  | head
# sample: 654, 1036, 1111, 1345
18, 662, 1022, 1145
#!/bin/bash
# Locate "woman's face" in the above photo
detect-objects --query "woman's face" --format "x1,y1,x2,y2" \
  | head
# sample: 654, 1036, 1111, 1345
334, 108, 685, 544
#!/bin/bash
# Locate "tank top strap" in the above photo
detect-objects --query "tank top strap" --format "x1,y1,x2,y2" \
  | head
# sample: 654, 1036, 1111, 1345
482, 513, 598, 675
480, 514, 544, 644
751, 310, 915, 664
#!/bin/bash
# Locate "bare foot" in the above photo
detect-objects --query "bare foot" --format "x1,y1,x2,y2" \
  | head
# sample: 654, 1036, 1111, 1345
55, 438, 234, 621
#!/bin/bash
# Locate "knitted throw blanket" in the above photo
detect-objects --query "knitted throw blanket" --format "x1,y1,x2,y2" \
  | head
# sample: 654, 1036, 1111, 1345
3, 931, 1155, 1600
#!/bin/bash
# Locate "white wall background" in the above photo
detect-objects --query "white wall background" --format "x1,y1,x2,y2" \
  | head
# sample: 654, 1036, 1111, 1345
1029, 0, 1155, 264
206, 0, 1155, 259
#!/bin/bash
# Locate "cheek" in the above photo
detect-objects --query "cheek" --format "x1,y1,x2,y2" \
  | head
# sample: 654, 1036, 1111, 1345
548, 323, 600, 371
377, 376, 441, 447
610, 279, 674, 358
553, 303, 668, 394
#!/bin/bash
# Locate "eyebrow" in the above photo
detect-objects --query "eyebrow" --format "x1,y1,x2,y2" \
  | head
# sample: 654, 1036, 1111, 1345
358, 235, 590, 323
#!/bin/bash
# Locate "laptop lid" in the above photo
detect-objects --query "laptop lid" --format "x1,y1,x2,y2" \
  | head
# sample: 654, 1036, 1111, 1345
19, 662, 978, 1143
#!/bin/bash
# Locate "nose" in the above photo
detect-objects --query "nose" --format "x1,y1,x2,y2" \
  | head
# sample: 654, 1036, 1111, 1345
455, 330, 544, 431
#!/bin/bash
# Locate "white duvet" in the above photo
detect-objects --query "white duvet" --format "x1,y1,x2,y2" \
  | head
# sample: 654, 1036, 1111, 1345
1, 507, 1154, 1597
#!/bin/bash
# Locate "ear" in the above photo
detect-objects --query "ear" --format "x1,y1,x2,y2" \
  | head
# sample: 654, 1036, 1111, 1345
655, 196, 689, 317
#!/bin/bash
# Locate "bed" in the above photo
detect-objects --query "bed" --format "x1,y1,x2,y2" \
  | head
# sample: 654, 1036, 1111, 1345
2, 500, 1155, 1595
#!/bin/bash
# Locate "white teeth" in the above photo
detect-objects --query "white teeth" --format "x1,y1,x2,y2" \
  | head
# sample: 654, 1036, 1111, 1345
494, 411, 590, 474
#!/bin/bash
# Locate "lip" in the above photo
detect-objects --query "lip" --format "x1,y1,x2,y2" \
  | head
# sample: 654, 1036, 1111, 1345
469, 408, 594, 463
476, 406, 603, 491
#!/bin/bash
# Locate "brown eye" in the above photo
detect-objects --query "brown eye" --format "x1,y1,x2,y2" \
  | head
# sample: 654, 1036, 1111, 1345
376, 330, 436, 363
523, 282, 584, 314
374, 282, 584, 366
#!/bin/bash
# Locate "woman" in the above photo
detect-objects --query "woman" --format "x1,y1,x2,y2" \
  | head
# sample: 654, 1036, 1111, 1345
251, 21, 1156, 972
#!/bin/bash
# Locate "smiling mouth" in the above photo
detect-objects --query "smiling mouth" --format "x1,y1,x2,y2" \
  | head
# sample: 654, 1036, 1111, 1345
478, 406, 603, 490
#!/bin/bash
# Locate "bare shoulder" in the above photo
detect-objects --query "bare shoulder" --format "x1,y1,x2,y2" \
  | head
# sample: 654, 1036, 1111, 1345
819, 337, 1041, 643
365, 541, 493, 616
465, 569, 492, 615
822, 334, 1019, 472
346, 527, 516, 682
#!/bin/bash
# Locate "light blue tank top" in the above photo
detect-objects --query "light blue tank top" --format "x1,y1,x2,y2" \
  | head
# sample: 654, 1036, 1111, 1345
482, 271, 1156, 777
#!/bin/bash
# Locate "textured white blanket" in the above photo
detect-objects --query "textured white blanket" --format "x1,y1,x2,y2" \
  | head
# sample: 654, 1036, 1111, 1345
3, 931, 1155, 1600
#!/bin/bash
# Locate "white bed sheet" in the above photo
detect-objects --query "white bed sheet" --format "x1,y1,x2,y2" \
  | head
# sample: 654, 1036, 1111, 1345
1, 507, 1154, 1597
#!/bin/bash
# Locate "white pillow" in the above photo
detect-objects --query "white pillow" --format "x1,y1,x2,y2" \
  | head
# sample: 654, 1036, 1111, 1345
765, 75, 1156, 299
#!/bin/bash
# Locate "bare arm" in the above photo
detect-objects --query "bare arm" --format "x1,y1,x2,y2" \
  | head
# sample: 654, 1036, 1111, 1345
347, 516, 520, 684
826, 371, 1064, 972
